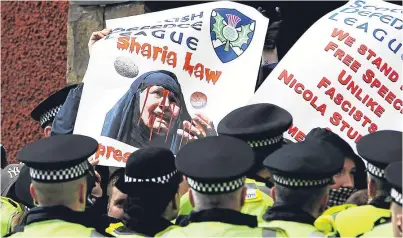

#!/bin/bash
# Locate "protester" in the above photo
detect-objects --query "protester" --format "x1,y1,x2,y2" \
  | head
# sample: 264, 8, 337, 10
164, 136, 285, 237
106, 168, 127, 219
30, 84, 77, 137
5, 135, 104, 237
386, 162, 402, 238
1, 164, 26, 236
107, 147, 182, 236
323, 130, 402, 237
261, 139, 344, 237
362, 161, 401, 237
255, 6, 282, 91
305, 128, 367, 208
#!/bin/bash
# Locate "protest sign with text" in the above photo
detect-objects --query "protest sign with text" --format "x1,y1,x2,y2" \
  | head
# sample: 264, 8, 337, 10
250, 0, 402, 149
74, 1, 269, 166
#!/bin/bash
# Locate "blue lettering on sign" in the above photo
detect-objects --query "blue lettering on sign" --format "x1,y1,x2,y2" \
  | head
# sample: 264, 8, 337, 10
327, 1, 403, 60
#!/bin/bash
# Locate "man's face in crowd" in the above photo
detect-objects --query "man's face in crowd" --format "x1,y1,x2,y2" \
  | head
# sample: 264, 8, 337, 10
331, 158, 355, 189
392, 202, 403, 237
139, 86, 180, 135
107, 186, 128, 219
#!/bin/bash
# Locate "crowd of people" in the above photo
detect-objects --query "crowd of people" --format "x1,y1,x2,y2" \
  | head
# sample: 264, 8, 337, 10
1, 4, 401, 238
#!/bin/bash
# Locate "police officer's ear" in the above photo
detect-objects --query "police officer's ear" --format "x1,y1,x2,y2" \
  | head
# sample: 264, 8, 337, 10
44, 126, 52, 138
188, 189, 194, 208
29, 183, 38, 205
270, 186, 276, 202
240, 186, 247, 207
79, 181, 86, 205
367, 178, 377, 200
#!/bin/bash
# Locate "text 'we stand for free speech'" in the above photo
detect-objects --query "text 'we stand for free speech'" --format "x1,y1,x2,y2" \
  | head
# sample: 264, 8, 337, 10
276, 27, 401, 143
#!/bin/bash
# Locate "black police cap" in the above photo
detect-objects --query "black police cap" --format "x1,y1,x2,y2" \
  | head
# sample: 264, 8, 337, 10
116, 147, 181, 196
31, 84, 78, 128
385, 161, 402, 206
263, 140, 344, 188
357, 130, 402, 179
217, 103, 293, 173
176, 136, 254, 194
17, 135, 98, 183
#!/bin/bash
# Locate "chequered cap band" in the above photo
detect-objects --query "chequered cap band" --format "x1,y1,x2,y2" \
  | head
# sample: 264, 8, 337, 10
273, 174, 332, 187
29, 160, 89, 182
247, 135, 283, 148
391, 188, 402, 206
40, 105, 63, 126
187, 176, 246, 194
125, 170, 178, 184
367, 162, 385, 178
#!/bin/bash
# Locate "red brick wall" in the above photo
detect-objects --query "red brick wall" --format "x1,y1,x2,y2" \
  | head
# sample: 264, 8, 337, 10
1, 1, 69, 163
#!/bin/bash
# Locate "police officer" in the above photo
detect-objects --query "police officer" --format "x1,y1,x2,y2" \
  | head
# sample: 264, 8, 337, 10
6, 134, 104, 237
177, 103, 293, 224
30, 84, 77, 137
324, 130, 402, 237
107, 147, 182, 237
261, 139, 344, 237
165, 136, 285, 237
362, 161, 402, 237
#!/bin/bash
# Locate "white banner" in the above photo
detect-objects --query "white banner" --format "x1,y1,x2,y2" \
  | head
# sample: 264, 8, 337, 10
250, 0, 402, 149
74, 1, 269, 166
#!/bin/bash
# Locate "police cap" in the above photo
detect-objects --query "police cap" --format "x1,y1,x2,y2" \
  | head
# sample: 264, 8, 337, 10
176, 136, 254, 194
116, 147, 181, 196
31, 84, 77, 128
17, 135, 98, 183
217, 103, 293, 173
385, 161, 402, 206
357, 130, 402, 179
263, 140, 344, 188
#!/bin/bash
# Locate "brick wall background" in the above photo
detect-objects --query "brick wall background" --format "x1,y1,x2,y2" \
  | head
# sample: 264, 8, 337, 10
1, 1, 69, 163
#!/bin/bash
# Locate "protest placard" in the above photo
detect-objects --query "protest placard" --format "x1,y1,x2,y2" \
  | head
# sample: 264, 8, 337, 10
74, 1, 269, 166
250, 0, 402, 149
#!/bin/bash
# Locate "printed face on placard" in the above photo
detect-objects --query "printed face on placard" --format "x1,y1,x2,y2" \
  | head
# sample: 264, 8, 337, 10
138, 86, 181, 135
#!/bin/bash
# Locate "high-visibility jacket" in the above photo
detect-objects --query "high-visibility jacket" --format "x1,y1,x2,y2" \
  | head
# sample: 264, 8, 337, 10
8, 219, 102, 237
361, 222, 393, 237
315, 205, 390, 237
261, 220, 326, 237
0, 197, 24, 236
106, 222, 148, 237
179, 178, 274, 224
157, 222, 286, 237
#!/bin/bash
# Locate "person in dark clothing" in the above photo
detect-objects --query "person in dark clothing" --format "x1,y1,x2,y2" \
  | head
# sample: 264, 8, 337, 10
305, 128, 367, 208
106, 147, 182, 237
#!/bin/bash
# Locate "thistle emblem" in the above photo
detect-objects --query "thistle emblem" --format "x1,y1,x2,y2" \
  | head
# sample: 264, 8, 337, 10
210, 9, 255, 63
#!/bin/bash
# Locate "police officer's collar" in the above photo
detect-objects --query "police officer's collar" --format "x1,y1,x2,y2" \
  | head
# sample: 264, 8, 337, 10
24, 205, 89, 226
186, 208, 258, 228
263, 203, 316, 226
124, 215, 173, 237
